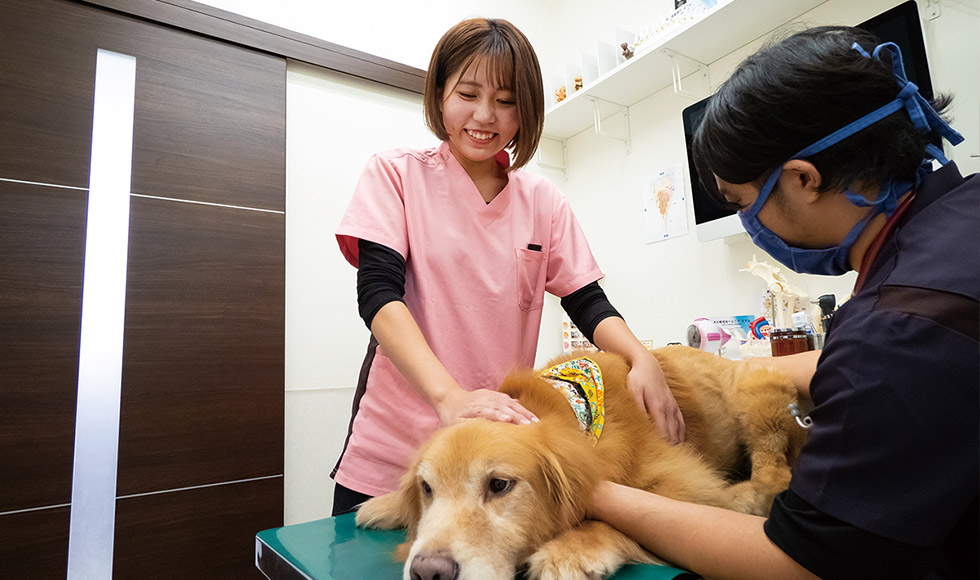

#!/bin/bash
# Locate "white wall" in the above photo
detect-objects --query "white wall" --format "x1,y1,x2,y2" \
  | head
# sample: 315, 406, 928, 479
920, 0, 980, 170
192, 0, 562, 71
548, 0, 980, 349
199, 0, 978, 525
284, 64, 433, 523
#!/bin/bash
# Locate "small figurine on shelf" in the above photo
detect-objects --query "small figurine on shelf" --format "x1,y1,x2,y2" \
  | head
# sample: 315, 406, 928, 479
555, 85, 567, 103
574, 76, 583, 91
621, 42, 634, 60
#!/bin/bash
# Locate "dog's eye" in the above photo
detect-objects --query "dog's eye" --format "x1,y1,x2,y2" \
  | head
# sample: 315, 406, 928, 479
488, 478, 513, 496
421, 480, 432, 497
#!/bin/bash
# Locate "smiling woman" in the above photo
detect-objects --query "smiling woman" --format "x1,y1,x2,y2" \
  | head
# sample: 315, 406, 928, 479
438, 57, 521, 202
423, 18, 544, 170
330, 16, 684, 518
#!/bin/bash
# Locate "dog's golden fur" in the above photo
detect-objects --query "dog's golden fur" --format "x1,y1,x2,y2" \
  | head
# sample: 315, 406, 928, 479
356, 346, 807, 580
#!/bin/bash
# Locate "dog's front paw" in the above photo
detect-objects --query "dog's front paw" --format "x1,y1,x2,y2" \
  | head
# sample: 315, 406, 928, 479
525, 521, 652, 580
526, 545, 611, 580
354, 493, 408, 529
724, 479, 783, 516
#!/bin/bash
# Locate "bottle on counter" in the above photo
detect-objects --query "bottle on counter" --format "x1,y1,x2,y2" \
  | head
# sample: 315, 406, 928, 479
769, 328, 809, 357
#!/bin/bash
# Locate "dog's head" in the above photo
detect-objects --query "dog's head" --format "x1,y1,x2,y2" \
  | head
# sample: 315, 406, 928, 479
358, 414, 597, 580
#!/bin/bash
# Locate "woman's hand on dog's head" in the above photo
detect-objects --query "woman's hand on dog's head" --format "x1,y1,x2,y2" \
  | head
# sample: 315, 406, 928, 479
435, 387, 539, 427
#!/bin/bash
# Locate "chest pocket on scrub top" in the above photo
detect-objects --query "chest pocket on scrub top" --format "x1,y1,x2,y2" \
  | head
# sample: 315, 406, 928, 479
516, 247, 546, 312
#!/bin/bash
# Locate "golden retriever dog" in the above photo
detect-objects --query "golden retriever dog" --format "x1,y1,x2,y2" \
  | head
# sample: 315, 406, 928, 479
356, 346, 807, 580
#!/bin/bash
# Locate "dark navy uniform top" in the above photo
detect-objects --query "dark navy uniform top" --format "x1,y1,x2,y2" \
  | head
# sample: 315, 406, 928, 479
765, 163, 980, 580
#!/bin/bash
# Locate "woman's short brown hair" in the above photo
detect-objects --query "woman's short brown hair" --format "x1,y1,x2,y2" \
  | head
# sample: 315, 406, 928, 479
423, 18, 544, 170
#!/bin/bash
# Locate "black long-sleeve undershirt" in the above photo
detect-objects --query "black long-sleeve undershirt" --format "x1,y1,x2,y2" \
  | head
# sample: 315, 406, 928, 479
355, 239, 406, 328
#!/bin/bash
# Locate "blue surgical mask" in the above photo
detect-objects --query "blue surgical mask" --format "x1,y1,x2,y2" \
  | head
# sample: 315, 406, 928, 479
738, 42, 964, 276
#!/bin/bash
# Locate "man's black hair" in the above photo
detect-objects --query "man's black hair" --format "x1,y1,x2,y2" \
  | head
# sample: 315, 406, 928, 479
693, 26, 952, 205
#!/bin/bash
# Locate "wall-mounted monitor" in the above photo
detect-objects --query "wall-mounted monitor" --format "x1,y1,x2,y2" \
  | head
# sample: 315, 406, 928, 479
683, 1, 933, 242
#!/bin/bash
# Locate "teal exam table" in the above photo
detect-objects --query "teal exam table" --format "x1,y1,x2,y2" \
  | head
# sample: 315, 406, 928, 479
256, 513, 696, 579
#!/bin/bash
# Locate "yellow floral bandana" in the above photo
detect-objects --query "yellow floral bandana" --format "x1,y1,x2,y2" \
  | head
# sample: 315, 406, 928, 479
541, 357, 605, 445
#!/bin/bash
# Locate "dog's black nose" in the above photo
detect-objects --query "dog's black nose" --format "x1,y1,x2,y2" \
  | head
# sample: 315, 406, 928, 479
410, 551, 459, 580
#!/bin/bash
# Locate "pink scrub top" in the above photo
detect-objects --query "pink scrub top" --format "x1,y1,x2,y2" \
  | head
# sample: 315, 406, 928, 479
334, 141, 603, 495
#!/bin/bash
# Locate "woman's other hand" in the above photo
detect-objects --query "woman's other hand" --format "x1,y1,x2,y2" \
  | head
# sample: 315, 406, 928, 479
627, 354, 686, 444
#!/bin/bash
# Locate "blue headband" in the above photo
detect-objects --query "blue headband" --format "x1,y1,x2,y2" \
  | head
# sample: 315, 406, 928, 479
736, 41, 965, 277
850, 41, 964, 162
751, 42, 966, 215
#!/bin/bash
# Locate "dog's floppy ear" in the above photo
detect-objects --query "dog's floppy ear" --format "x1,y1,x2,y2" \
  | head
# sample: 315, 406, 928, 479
539, 449, 578, 527
354, 454, 423, 538
353, 458, 423, 563
536, 424, 599, 529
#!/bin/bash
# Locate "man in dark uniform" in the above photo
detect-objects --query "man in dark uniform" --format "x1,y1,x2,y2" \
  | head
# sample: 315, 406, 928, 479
588, 26, 978, 580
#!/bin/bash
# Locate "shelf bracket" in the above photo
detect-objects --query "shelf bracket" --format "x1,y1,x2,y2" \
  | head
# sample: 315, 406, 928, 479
590, 97, 631, 155
662, 48, 709, 100
535, 135, 567, 181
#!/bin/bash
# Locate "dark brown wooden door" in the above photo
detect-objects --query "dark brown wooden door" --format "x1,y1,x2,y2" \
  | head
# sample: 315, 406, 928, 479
0, 0, 285, 577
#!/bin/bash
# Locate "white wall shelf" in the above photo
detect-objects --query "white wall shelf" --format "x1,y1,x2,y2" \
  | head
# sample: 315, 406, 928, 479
542, 0, 828, 141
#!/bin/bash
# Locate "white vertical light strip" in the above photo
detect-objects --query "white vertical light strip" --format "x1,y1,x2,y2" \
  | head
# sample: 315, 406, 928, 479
67, 49, 137, 580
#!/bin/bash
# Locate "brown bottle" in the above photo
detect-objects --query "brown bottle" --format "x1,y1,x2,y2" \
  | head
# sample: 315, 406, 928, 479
770, 328, 809, 357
